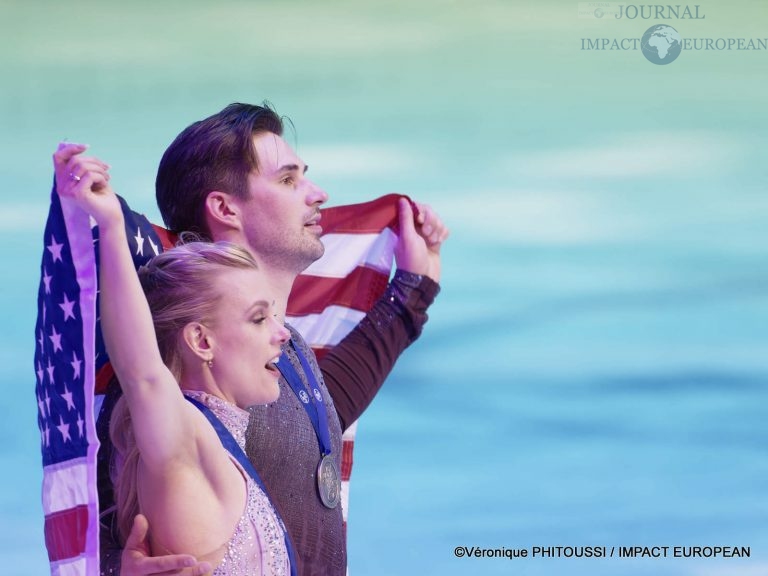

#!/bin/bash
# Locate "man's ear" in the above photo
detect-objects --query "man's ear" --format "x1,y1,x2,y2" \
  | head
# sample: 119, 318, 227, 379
205, 191, 242, 234
181, 322, 215, 363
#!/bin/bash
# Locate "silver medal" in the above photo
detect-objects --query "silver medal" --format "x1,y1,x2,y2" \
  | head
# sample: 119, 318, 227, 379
317, 454, 341, 509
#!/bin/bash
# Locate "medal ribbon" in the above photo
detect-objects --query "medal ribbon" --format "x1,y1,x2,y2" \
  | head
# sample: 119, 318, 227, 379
185, 396, 298, 576
276, 339, 333, 457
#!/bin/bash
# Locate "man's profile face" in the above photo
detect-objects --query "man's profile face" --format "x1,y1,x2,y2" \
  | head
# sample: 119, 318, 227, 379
235, 132, 328, 274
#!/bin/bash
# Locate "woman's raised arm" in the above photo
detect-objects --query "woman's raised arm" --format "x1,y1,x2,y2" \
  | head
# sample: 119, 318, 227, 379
52, 143, 196, 469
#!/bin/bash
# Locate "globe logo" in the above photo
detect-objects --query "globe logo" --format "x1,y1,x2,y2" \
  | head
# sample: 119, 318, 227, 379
641, 24, 682, 65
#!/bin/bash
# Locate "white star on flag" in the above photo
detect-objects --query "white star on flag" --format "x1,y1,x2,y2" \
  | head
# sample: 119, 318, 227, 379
61, 385, 76, 411
59, 293, 77, 321
41, 423, 50, 448
71, 352, 82, 380
49, 325, 63, 353
37, 393, 47, 418
47, 235, 64, 262
42, 267, 52, 294
148, 235, 160, 256
134, 226, 145, 256
56, 415, 71, 443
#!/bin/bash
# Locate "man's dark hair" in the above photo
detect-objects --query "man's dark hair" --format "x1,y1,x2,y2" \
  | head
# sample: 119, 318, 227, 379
156, 102, 284, 236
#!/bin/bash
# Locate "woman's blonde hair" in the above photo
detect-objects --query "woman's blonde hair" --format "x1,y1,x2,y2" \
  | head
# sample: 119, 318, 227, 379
110, 240, 258, 543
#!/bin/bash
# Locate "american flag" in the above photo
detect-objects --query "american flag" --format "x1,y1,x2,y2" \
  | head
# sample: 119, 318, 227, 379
35, 183, 401, 575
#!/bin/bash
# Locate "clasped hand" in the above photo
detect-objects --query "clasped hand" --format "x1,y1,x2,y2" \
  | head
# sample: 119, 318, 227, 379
53, 142, 122, 228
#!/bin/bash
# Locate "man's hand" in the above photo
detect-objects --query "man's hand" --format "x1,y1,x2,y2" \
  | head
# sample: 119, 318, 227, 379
394, 197, 449, 283
121, 514, 212, 576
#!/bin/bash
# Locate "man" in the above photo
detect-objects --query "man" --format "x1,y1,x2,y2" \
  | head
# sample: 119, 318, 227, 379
98, 103, 448, 575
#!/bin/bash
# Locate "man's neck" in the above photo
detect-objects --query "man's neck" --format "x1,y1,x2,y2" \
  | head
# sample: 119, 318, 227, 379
210, 230, 300, 320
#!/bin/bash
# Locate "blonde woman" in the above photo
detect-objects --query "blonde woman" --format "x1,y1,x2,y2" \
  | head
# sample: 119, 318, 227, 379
53, 142, 293, 576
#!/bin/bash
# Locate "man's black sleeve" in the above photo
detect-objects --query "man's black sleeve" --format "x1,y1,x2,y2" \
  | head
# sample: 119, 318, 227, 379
319, 270, 440, 431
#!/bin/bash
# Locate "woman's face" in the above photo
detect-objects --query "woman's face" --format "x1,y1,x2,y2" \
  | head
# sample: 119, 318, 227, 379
206, 267, 289, 407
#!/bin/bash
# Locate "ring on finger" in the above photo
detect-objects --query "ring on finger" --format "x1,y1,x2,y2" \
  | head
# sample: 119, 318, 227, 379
69, 172, 81, 182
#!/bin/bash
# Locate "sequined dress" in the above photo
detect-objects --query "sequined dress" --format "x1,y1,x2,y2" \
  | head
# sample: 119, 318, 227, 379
184, 390, 290, 576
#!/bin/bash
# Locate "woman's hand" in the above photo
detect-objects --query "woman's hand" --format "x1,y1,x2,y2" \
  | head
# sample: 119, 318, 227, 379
53, 142, 122, 228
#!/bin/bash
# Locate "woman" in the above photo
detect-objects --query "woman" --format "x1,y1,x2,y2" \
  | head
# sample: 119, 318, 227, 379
53, 142, 292, 576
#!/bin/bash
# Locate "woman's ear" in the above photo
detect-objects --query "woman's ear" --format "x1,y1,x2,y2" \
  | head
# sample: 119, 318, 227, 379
205, 191, 242, 234
181, 322, 214, 363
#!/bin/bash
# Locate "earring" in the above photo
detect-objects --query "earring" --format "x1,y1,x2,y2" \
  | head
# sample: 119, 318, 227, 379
207, 358, 213, 368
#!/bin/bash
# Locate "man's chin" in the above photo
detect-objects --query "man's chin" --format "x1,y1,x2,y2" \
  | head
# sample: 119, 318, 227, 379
288, 241, 325, 274
305, 240, 325, 263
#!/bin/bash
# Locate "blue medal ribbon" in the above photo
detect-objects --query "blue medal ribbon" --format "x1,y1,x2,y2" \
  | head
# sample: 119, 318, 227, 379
185, 396, 298, 576
276, 339, 333, 457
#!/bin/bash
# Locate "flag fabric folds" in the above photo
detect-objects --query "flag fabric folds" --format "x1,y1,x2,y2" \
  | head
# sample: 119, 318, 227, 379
35, 183, 401, 575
